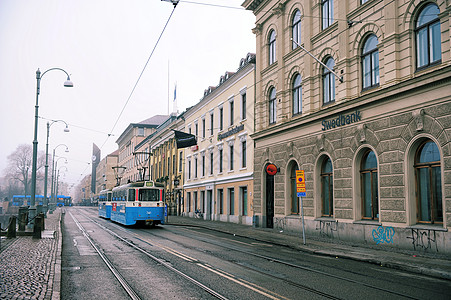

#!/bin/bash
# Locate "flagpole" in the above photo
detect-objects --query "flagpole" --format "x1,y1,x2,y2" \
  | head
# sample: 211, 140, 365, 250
168, 60, 170, 115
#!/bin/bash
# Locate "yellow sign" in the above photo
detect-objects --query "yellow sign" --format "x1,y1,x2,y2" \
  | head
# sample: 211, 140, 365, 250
296, 170, 306, 197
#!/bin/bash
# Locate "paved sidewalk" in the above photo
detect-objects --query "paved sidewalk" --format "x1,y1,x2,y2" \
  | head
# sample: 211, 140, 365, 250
0, 208, 62, 300
166, 215, 451, 281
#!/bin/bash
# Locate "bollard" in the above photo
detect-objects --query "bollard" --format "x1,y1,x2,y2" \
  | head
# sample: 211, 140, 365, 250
7, 216, 17, 238
18, 206, 28, 231
33, 214, 43, 239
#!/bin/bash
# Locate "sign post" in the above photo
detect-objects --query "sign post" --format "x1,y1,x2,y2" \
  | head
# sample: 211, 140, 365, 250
296, 170, 306, 245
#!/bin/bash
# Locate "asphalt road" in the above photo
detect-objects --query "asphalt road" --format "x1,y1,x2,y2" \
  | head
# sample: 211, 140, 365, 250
61, 207, 451, 300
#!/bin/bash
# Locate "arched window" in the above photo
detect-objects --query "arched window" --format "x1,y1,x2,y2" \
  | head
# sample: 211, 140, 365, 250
362, 34, 379, 89
323, 57, 335, 105
269, 87, 277, 124
416, 3, 441, 69
415, 140, 443, 224
292, 74, 302, 115
292, 10, 301, 49
290, 163, 299, 214
321, 157, 333, 217
360, 150, 378, 220
268, 30, 276, 65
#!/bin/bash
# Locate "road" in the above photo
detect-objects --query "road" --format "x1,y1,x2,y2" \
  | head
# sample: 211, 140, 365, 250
61, 207, 450, 299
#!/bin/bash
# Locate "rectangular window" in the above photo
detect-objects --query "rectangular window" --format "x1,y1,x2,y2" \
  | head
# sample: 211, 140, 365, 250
138, 127, 144, 136
187, 192, 191, 212
202, 118, 206, 138
200, 191, 205, 212
219, 149, 223, 173
210, 152, 214, 175
241, 92, 246, 120
195, 123, 198, 138
240, 186, 248, 216
230, 100, 234, 126
322, 0, 334, 29
179, 152, 183, 173
229, 188, 235, 215
230, 145, 234, 171
188, 160, 191, 179
173, 154, 176, 174
241, 140, 246, 168
194, 191, 198, 210
194, 157, 198, 178
210, 112, 214, 136
219, 107, 224, 131
202, 155, 205, 177
218, 189, 224, 214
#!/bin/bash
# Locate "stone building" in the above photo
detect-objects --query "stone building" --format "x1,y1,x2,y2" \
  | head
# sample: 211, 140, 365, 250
183, 53, 256, 225
242, 0, 451, 253
95, 149, 118, 193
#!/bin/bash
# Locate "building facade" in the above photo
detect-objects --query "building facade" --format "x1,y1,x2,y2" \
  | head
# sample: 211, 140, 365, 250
183, 53, 256, 225
95, 149, 118, 193
243, 0, 451, 253
116, 115, 168, 185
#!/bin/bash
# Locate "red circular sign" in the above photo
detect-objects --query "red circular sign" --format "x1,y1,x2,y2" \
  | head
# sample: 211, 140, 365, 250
266, 163, 278, 175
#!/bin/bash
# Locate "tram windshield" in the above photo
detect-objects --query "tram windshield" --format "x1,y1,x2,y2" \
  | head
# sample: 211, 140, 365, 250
138, 189, 161, 201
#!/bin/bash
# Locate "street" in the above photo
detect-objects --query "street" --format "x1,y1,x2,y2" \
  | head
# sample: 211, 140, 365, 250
61, 207, 451, 299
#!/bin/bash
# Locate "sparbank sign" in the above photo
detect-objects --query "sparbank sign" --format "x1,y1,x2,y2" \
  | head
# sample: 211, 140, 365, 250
321, 110, 362, 131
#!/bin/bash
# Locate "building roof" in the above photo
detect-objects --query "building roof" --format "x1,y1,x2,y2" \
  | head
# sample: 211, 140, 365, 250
137, 115, 169, 126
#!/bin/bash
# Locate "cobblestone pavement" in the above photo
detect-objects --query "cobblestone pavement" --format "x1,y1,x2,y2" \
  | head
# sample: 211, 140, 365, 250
0, 209, 62, 300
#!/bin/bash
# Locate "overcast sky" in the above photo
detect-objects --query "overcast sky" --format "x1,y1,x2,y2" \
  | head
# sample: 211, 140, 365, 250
0, 0, 256, 191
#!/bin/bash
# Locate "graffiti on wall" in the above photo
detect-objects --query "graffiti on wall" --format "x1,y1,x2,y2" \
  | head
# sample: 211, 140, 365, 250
372, 226, 395, 244
316, 219, 338, 238
407, 228, 439, 252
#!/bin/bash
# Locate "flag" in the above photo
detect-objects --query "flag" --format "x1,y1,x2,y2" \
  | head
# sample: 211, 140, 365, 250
174, 130, 197, 149
174, 83, 177, 102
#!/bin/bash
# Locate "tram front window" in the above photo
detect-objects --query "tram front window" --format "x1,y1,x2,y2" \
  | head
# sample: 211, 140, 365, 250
139, 189, 160, 201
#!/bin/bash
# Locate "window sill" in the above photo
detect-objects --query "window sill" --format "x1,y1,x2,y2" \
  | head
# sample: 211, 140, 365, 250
315, 217, 337, 222
407, 224, 447, 232
353, 220, 381, 226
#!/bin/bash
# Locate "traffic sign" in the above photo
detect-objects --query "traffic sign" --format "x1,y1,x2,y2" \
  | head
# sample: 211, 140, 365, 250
296, 170, 306, 196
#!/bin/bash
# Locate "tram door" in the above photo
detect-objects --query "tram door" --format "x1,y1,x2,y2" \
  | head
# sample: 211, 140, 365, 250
266, 173, 275, 228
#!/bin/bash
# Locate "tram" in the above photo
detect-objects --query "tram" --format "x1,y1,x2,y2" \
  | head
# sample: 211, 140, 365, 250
105, 180, 166, 226
12, 195, 46, 206
98, 189, 112, 219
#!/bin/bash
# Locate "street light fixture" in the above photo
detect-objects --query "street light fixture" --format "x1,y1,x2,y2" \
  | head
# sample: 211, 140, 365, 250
44, 121, 70, 215
30, 68, 73, 226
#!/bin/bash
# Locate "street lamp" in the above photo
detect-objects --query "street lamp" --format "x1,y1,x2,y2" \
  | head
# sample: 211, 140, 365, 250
30, 68, 73, 226
44, 121, 70, 215
55, 166, 68, 204
51, 156, 67, 211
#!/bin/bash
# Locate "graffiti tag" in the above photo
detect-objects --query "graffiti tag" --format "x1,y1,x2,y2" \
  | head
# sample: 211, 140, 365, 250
372, 226, 395, 244
407, 229, 438, 252
316, 220, 338, 238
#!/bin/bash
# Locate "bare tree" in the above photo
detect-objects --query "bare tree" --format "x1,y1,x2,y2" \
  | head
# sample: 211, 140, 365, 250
5, 144, 46, 196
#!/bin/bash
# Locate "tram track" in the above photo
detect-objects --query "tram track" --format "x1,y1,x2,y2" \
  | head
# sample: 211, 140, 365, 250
135, 225, 423, 300
71, 210, 230, 300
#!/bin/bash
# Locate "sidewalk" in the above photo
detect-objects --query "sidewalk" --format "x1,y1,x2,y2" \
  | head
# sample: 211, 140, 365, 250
166, 215, 451, 281
0, 208, 62, 300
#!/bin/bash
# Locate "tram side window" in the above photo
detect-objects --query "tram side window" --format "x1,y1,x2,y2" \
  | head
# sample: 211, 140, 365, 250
139, 189, 160, 201
129, 189, 135, 201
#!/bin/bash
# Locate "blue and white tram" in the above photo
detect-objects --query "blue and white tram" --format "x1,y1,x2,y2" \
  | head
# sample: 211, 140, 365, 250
98, 189, 112, 219
110, 181, 165, 226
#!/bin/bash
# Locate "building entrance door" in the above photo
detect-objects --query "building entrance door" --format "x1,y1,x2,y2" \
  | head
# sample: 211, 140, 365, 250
266, 173, 274, 228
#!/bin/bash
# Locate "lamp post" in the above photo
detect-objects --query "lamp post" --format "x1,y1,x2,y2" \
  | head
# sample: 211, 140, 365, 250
44, 121, 69, 215
51, 156, 67, 211
56, 166, 68, 205
30, 68, 73, 226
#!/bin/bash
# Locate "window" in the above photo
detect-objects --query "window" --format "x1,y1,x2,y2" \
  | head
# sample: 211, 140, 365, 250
138, 127, 144, 136
202, 118, 206, 138
292, 9, 301, 49
323, 57, 335, 105
194, 191, 198, 210
360, 150, 378, 220
268, 30, 276, 65
321, 157, 333, 217
219, 107, 224, 131
292, 74, 302, 115
269, 87, 277, 124
229, 99, 234, 126
187, 192, 191, 212
415, 140, 442, 224
173, 154, 176, 174
241, 140, 247, 168
188, 160, 191, 179
241, 92, 246, 120
229, 188, 235, 215
218, 189, 224, 214
229, 144, 234, 171
219, 148, 223, 173
202, 154, 205, 177
322, 0, 333, 29
179, 152, 183, 173
416, 3, 441, 69
210, 152, 214, 175
241, 187, 248, 216
290, 164, 299, 214
194, 157, 198, 178
362, 34, 379, 89
210, 112, 214, 136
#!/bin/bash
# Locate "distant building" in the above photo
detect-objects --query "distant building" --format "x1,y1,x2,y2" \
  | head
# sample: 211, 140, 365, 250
95, 149, 118, 193
243, 0, 451, 253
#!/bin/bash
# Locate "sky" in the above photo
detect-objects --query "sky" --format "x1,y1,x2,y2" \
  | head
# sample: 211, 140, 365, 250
0, 0, 256, 192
